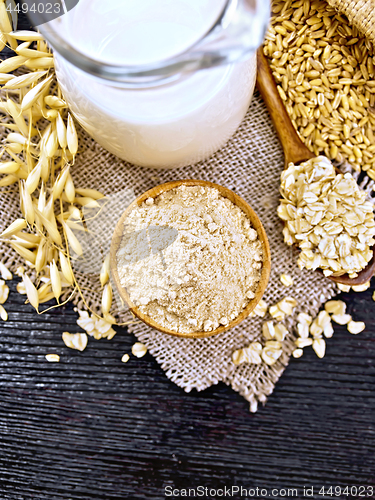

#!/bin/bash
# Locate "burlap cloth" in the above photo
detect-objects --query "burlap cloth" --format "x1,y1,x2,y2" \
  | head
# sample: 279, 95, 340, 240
2, 0, 374, 411
0, 87, 340, 411
327, 0, 375, 44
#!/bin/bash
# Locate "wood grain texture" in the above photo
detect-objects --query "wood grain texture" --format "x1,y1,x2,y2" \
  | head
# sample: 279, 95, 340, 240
110, 179, 271, 339
256, 49, 314, 168
0, 279, 375, 500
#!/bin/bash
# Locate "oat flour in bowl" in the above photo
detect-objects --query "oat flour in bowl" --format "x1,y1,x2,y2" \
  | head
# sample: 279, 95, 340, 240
116, 185, 263, 334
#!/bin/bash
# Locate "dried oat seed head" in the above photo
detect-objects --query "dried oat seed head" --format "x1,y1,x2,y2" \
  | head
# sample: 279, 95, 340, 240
101, 283, 113, 315
22, 274, 39, 311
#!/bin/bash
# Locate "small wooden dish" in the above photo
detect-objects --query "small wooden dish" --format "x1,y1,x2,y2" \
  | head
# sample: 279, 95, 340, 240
110, 180, 271, 339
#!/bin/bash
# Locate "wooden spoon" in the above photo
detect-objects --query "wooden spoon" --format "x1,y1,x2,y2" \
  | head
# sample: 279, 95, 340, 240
256, 48, 375, 286
110, 180, 271, 338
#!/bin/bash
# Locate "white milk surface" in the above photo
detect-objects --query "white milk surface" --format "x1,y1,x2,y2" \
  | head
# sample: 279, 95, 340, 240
54, 0, 257, 168
67, 0, 227, 65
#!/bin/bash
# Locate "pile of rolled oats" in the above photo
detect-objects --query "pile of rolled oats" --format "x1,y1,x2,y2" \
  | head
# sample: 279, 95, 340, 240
293, 299, 366, 359
234, 295, 297, 366
233, 290, 370, 367
278, 156, 375, 277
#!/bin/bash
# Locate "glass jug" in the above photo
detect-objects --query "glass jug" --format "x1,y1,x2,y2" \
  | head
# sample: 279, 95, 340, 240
31, 0, 270, 169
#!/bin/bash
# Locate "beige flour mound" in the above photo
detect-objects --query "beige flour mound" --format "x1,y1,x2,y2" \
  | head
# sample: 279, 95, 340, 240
117, 185, 263, 334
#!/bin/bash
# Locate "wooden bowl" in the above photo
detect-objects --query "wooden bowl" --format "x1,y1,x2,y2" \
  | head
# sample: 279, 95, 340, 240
110, 180, 271, 339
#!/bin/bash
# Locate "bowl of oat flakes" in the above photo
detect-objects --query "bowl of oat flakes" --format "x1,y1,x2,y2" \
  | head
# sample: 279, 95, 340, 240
110, 180, 271, 338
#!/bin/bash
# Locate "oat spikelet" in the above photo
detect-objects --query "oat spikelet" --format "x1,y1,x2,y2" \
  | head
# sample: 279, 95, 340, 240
35, 239, 47, 273
100, 254, 110, 287
6, 132, 28, 145
0, 32, 6, 52
56, 112, 67, 149
16, 46, 51, 59
25, 162, 42, 194
0, 3, 18, 50
50, 259, 62, 301
3, 70, 47, 89
6, 99, 29, 137
21, 75, 53, 112
34, 208, 62, 247
52, 165, 70, 200
0, 161, 20, 174
64, 173, 75, 203
0, 56, 27, 73
63, 221, 83, 256
75, 188, 105, 200
7, 143, 23, 154
0, 218, 27, 238
45, 96, 66, 108
101, 283, 112, 315
23, 273, 39, 311
59, 251, 74, 285
24, 57, 54, 70
45, 128, 58, 158
10, 242, 36, 264
0, 174, 17, 187
67, 113, 78, 157
21, 181, 35, 225
8, 30, 45, 41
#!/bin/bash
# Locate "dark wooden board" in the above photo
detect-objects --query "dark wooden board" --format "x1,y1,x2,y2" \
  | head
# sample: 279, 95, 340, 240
0, 9, 375, 500
0, 279, 374, 500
